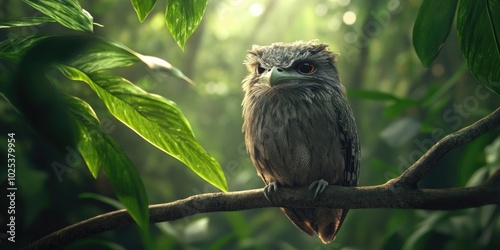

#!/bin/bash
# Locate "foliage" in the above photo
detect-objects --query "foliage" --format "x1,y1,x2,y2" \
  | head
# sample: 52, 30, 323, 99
131, 0, 156, 22
0, 0, 226, 248
21, 0, 94, 32
129, 0, 208, 49
413, 0, 500, 95
412, 0, 457, 67
165, 0, 208, 50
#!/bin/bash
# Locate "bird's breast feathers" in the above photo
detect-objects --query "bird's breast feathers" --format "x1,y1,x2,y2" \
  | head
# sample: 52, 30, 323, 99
244, 93, 345, 187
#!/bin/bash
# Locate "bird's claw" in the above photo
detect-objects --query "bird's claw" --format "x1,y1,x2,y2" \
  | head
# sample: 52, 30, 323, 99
308, 179, 329, 199
263, 181, 279, 202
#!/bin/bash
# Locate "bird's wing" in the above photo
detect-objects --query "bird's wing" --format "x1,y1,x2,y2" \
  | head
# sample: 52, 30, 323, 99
335, 90, 360, 187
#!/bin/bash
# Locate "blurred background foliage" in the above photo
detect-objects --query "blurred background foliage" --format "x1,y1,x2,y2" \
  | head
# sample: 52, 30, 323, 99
0, 0, 499, 249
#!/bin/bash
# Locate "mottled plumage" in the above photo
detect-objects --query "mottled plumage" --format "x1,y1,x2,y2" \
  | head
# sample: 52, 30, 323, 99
241, 41, 360, 243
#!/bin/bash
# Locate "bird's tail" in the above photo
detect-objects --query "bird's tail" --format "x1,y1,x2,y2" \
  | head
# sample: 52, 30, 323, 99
281, 208, 348, 244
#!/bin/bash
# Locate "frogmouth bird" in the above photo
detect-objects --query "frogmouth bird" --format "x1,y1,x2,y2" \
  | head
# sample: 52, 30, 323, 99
241, 40, 360, 243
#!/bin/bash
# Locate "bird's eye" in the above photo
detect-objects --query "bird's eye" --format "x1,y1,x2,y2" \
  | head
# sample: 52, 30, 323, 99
296, 62, 316, 74
256, 65, 266, 74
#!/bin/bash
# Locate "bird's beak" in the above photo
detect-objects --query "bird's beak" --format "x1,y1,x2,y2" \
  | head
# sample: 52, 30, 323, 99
261, 67, 296, 86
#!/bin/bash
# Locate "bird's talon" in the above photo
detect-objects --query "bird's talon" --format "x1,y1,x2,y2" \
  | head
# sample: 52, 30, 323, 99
263, 181, 279, 202
309, 179, 329, 198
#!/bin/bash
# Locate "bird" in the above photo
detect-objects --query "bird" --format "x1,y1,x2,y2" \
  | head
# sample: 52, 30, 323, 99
241, 40, 360, 243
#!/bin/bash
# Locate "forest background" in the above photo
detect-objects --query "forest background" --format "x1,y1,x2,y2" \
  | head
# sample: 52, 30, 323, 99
0, 0, 499, 249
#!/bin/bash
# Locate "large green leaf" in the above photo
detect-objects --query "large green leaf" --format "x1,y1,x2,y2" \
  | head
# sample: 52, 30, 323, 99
131, 0, 157, 22
58, 66, 228, 192
0, 34, 50, 61
413, 0, 458, 67
457, 0, 500, 95
75, 38, 195, 83
69, 40, 140, 73
165, 0, 207, 49
66, 96, 150, 231
22, 0, 93, 32
0, 34, 193, 83
0, 16, 55, 28
66, 97, 103, 178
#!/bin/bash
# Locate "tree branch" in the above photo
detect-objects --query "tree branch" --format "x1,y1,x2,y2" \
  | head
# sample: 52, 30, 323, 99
23, 108, 500, 250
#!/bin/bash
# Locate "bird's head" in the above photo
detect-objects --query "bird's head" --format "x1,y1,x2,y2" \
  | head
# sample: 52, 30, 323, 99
242, 40, 341, 94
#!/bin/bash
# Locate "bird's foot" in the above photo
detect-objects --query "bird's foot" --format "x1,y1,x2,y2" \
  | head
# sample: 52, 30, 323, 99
263, 181, 279, 202
308, 179, 329, 199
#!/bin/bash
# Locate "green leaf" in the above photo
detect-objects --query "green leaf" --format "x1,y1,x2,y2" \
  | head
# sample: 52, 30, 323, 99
207, 235, 233, 250
457, 0, 500, 95
0, 34, 193, 83
59, 66, 228, 192
66, 96, 150, 230
403, 212, 449, 250
0, 16, 55, 28
383, 100, 417, 118
165, 0, 207, 49
66, 96, 103, 177
131, 53, 195, 84
2, 37, 90, 152
0, 34, 50, 61
485, 136, 500, 164
69, 40, 140, 73
348, 89, 419, 118
68, 37, 195, 83
79, 192, 125, 209
131, 0, 157, 22
22, 0, 93, 32
466, 167, 490, 187
348, 89, 405, 101
413, 0, 458, 67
